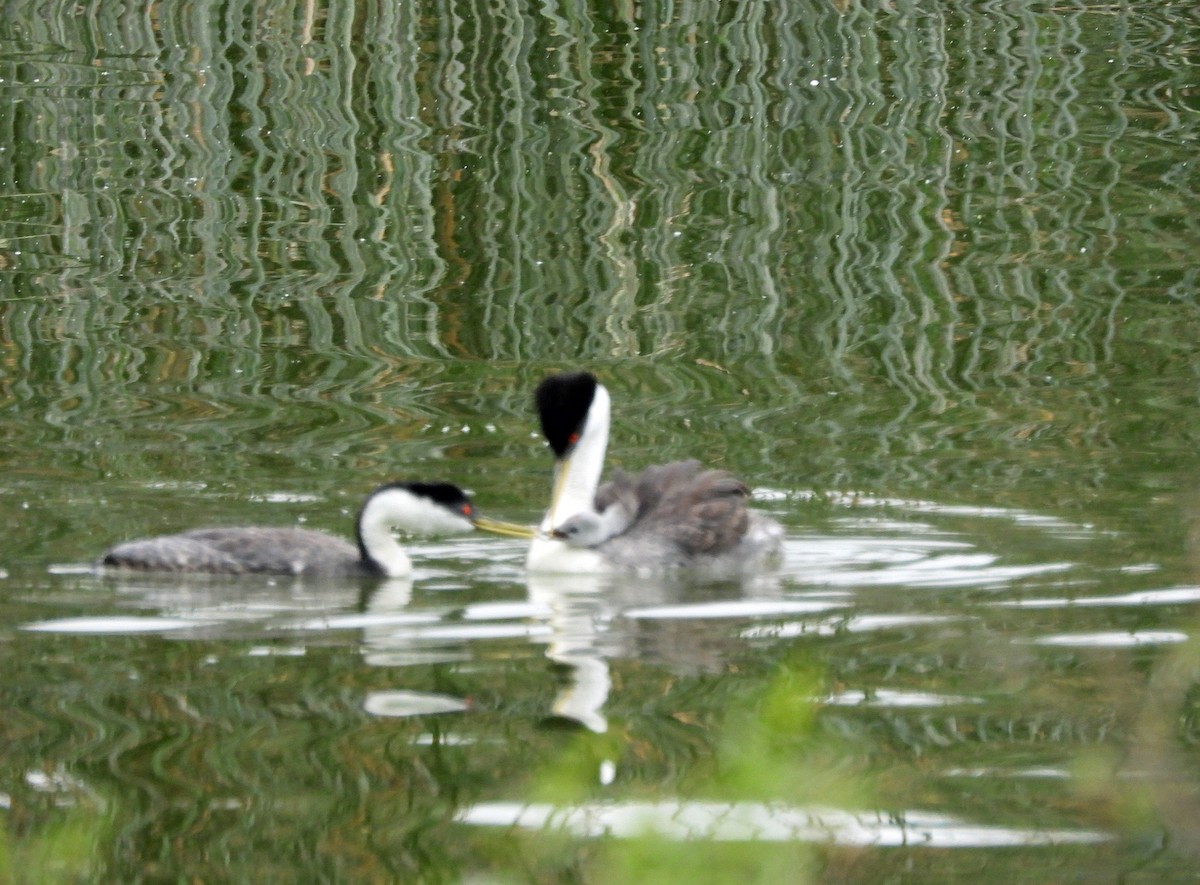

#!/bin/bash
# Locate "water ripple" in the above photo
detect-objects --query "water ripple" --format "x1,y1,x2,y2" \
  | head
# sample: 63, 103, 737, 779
21, 615, 210, 634
994, 587, 1200, 609
457, 800, 1109, 847
822, 689, 984, 709
623, 600, 845, 622
362, 690, 469, 718
744, 613, 967, 640
1024, 631, 1189, 648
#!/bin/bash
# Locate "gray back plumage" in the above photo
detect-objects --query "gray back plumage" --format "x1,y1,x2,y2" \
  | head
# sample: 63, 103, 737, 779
592, 459, 757, 567
102, 527, 369, 576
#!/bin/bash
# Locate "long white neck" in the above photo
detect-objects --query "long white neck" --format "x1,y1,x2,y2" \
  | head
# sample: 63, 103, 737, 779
539, 384, 610, 533
357, 487, 473, 578
358, 503, 414, 578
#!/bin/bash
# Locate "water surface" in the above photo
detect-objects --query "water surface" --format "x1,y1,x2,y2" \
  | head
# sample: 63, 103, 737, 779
2, 0, 1200, 881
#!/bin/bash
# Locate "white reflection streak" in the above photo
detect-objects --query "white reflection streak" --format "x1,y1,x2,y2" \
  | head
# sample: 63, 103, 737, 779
21, 616, 210, 634
994, 586, 1200, 609
1024, 631, 1188, 648
363, 690, 469, 718
462, 601, 553, 621
527, 574, 615, 734
743, 612, 964, 640
944, 767, 1070, 779
822, 689, 983, 708
782, 536, 1075, 588
377, 623, 554, 641
793, 489, 1100, 537
623, 599, 845, 621
456, 801, 1110, 847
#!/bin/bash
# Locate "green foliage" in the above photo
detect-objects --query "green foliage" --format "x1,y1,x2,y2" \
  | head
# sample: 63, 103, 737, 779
1, 0, 1199, 881
715, 658, 829, 800
593, 835, 815, 885
0, 805, 107, 885
511, 651, 867, 884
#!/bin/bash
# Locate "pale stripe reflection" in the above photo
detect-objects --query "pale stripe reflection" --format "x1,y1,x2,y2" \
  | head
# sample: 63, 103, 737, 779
994, 587, 1200, 609
457, 801, 1109, 847
1024, 631, 1189, 648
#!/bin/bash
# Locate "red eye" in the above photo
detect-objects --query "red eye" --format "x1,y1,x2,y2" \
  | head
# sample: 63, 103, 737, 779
568, 432, 581, 445
462, 504, 473, 516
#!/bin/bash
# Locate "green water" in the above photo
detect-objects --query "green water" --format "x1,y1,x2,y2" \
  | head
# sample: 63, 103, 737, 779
2, 0, 1200, 881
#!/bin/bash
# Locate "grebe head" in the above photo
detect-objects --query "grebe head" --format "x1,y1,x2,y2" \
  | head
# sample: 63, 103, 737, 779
533, 372, 612, 533
535, 371, 601, 457
368, 481, 535, 540
357, 481, 476, 532
549, 499, 634, 548
357, 481, 534, 575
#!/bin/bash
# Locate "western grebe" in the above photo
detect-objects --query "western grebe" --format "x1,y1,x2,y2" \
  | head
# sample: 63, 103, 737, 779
100, 481, 533, 578
526, 372, 783, 574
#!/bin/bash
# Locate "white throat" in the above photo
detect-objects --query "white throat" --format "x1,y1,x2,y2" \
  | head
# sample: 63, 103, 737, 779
358, 488, 474, 578
529, 384, 612, 573
358, 510, 414, 578
538, 384, 611, 533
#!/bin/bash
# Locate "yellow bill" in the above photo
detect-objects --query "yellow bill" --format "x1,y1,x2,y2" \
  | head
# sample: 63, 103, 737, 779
473, 515, 537, 539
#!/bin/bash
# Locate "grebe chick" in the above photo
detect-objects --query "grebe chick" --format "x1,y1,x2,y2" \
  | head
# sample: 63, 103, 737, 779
551, 500, 635, 548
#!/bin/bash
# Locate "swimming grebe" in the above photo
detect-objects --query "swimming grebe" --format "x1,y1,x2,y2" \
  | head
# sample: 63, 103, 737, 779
101, 481, 533, 578
526, 372, 783, 574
